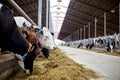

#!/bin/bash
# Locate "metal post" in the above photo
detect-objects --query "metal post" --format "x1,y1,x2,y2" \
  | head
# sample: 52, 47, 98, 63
119, 2, 120, 33
73, 32, 74, 41
78, 29, 79, 40
88, 22, 90, 38
84, 25, 86, 39
46, 0, 49, 28
71, 33, 73, 41
95, 18, 97, 38
49, 0, 53, 31
76, 30, 78, 40
8, 0, 36, 26
75, 32, 76, 40
80, 28, 82, 40
49, 12, 54, 34
104, 12, 106, 36
79, 28, 80, 40
38, 0, 42, 28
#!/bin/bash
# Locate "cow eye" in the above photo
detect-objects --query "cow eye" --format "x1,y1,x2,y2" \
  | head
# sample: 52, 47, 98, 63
45, 36, 49, 39
44, 36, 49, 41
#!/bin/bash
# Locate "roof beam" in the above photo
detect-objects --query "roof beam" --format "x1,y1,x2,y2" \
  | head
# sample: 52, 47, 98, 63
60, 29, 75, 33
71, 0, 118, 18
20, 0, 46, 8
26, 8, 46, 14
64, 18, 84, 27
60, 30, 71, 33
58, 31, 69, 37
21, 1, 37, 8
62, 23, 78, 30
66, 14, 88, 24
61, 5, 118, 27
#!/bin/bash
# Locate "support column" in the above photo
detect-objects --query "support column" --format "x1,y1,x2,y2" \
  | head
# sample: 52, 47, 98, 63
95, 18, 97, 38
78, 29, 79, 40
80, 28, 82, 40
119, 2, 120, 33
46, 0, 49, 28
38, 0, 42, 28
88, 22, 90, 38
104, 12, 106, 36
84, 25, 86, 39
49, 12, 54, 34
79, 28, 80, 40
71, 33, 73, 41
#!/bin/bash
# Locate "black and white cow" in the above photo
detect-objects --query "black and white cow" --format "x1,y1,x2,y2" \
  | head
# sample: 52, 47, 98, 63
0, 3, 29, 54
0, 3, 38, 73
96, 35, 119, 52
77, 41, 83, 48
86, 39, 95, 49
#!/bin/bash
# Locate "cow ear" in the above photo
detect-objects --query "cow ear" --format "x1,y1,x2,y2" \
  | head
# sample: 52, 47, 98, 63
36, 29, 43, 35
1, 4, 12, 15
40, 30, 43, 35
51, 32, 54, 36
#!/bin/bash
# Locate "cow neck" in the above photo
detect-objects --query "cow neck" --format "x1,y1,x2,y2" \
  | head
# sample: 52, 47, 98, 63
4, 26, 16, 38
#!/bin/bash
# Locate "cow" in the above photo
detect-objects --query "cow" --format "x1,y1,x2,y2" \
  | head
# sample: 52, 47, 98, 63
0, 3, 41, 74
39, 27, 56, 58
19, 26, 56, 57
40, 27, 56, 50
18, 26, 56, 73
77, 41, 83, 48
86, 39, 95, 49
0, 3, 29, 54
96, 36, 118, 52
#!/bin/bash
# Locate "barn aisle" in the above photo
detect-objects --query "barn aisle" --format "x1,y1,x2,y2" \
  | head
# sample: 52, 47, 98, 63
58, 46, 120, 80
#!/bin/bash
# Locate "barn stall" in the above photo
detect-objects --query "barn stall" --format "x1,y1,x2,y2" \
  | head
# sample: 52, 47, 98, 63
0, 0, 120, 80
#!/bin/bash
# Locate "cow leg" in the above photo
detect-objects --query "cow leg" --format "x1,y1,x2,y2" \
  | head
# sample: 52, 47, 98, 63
110, 45, 113, 52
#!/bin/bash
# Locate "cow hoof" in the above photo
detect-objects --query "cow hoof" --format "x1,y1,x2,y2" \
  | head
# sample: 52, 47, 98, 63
24, 69, 30, 74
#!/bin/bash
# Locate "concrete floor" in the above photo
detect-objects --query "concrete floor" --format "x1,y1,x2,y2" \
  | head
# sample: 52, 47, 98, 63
58, 46, 120, 80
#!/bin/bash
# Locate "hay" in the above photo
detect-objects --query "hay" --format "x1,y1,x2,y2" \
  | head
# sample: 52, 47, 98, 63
9, 48, 99, 80
81, 48, 120, 57
0, 52, 14, 62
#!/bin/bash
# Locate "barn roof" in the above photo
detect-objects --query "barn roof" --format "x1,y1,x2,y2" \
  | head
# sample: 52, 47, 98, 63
0, 0, 46, 27
58, 0, 119, 41
0, 0, 119, 41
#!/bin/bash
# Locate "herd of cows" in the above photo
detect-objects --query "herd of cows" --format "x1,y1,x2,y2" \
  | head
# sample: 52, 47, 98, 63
64, 33, 120, 52
0, 3, 56, 73
0, 2, 120, 75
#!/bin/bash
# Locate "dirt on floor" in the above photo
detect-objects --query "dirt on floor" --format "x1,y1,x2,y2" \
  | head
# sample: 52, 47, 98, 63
81, 48, 120, 57
9, 48, 99, 80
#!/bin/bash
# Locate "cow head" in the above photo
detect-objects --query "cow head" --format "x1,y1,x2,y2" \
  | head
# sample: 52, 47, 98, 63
0, 3, 29, 54
40, 27, 56, 50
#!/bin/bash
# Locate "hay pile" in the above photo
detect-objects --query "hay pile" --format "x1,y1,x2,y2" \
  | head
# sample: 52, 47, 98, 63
82, 48, 120, 57
10, 48, 99, 80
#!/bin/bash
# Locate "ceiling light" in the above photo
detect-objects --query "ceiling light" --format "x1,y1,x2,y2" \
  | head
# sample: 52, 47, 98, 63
111, 9, 115, 13
57, 0, 62, 2
57, 7, 61, 10
57, 12, 60, 15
